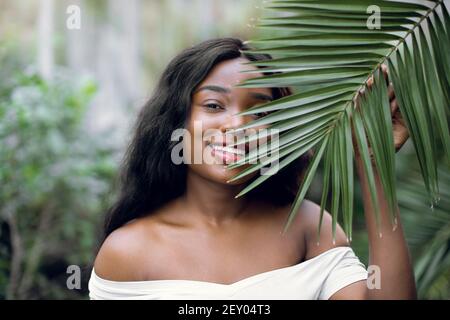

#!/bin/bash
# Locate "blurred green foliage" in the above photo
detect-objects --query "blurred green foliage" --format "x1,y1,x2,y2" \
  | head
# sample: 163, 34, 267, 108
400, 164, 450, 299
0, 53, 116, 299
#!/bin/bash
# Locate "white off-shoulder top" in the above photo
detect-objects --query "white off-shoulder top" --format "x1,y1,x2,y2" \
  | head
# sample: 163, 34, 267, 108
88, 246, 368, 300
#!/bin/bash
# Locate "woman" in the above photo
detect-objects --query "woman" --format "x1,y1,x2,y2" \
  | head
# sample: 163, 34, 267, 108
88, 38, 416, 300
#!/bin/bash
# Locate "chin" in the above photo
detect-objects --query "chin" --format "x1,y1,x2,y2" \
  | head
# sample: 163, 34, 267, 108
191, 163, 256, 186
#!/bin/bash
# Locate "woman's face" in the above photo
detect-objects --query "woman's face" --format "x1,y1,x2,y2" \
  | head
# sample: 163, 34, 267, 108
184, 57, 275, 185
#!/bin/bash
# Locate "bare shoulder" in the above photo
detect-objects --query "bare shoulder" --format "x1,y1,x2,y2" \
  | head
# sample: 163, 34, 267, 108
280, 199, 366, 299
288, 199, 350, 260
93, 198, 188, 281
93, 216, 164, 282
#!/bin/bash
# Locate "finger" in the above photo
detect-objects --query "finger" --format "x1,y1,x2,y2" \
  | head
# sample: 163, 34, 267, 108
393, 106, 406, 127
390, 98, 398, 115
353, 95, 361, 110
393, 124, 410, 151
381, 64, 390, 86
367, 76, 374, 88
359, 87, 366, 96
388, 83, 395, 100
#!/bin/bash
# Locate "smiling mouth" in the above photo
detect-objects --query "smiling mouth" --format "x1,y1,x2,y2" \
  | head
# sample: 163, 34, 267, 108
209, 143, 245, 155
207, 142, 246, 164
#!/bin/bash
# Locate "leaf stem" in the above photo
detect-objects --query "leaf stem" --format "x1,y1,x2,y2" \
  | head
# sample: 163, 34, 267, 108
348, 0, 444, 112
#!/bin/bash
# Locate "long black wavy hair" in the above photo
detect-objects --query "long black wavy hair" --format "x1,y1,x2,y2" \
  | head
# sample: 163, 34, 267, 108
103, 38, 311, 238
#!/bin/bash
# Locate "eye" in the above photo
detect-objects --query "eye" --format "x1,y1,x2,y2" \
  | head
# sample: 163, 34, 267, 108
203, 103, 224, 111
253, 111, 270, 118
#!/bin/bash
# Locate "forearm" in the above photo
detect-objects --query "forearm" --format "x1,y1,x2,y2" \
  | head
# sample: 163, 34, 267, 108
355, 157, 417, 299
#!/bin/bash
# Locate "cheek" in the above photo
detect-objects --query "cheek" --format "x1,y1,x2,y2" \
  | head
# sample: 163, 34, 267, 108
184, 111, 219, 164
184, 107, 259, 185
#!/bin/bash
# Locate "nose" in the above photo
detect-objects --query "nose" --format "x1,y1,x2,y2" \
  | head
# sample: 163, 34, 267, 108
219, 113, 250, 134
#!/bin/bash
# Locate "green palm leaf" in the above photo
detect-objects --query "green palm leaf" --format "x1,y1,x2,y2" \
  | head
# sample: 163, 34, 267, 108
400, 164, 450, 299
231, 0, 450, 239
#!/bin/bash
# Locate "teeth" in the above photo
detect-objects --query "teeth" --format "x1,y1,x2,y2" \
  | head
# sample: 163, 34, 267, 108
210, 144, 245, 155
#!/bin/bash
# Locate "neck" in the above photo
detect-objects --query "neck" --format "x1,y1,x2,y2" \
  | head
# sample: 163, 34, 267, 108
183, 170, 250, 227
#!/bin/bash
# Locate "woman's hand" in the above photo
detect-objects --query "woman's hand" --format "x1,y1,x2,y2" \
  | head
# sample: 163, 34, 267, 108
349, 66, 417, 300
352, 64, 410, 161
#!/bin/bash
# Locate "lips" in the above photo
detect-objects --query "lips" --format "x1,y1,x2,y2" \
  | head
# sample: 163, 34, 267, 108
207, 142, 247, 164
209, 143, 245, 155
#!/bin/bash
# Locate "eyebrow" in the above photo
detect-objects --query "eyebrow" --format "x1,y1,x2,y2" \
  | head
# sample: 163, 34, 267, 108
194, 85, 230, 94
249, 92, 273, 102
194, 85, 273, 101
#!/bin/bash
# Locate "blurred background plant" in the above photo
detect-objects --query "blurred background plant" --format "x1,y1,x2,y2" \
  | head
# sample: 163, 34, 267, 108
400, 163, 450, 299
0, 59, 116, 299
0, 0, 448, 299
